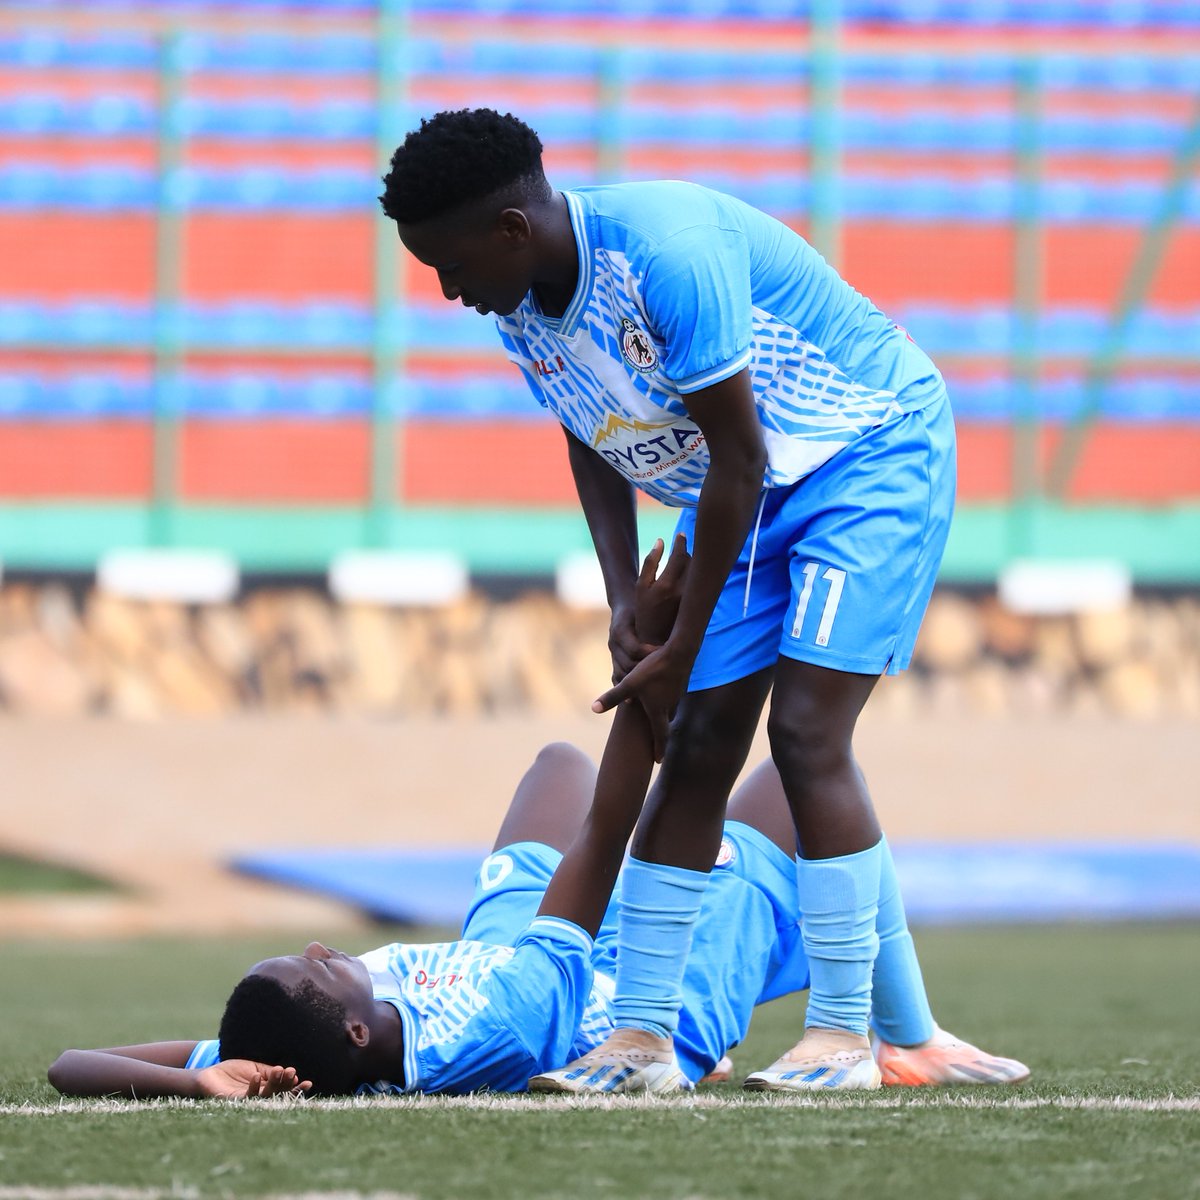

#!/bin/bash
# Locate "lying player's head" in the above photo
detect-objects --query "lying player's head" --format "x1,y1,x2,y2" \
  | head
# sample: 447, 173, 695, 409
217, 942, 375, 1096
379, 107, 551, 317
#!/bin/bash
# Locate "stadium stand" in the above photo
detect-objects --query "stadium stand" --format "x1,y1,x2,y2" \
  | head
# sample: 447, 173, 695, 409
0, 1, 1197, 573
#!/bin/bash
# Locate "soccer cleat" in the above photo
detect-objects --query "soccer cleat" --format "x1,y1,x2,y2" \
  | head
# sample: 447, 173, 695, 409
528, 1028, 694, 1096
743, 1027, 882, 1092
699, 1055, 734, 1085
872, 1026, 1031, 1086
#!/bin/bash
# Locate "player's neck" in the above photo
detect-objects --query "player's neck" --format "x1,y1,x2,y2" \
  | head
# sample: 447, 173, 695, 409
531, 191, 578, 319
361, 999, 406, 1085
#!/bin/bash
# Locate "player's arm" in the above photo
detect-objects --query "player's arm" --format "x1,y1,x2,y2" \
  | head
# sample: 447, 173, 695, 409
537, 535, 690, 936
563, 425, 646, 681
47, 1042, 310, 1100
594, 369, 767, 758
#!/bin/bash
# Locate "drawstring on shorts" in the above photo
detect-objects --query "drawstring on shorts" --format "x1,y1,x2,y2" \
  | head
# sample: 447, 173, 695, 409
742, 490, 768, 618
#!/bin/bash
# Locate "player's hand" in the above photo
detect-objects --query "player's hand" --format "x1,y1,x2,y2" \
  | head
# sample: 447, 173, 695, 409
633, 533, 691, 647
608, 603, 646, 684
195, 1059, 312, 1100
592, 642, 692, 763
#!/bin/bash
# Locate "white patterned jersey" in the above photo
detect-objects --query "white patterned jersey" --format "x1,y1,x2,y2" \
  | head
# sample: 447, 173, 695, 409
354, 920, 615, 1094
495, 181, 943, 506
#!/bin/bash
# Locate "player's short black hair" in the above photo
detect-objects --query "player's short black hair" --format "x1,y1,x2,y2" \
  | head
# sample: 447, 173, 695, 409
379, 107, 550, 225
218, 974, 352, 1096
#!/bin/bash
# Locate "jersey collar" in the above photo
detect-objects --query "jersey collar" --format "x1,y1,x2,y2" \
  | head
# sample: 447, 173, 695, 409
532, 189, 593, 339
379, 995, 420, 1093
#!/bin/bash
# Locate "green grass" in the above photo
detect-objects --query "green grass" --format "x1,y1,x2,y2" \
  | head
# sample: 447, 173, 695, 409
0, 853, 116, 894
1, 924, 1197, 1200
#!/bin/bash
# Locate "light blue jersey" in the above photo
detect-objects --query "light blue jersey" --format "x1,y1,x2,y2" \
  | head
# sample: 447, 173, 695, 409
495, 181, 943, 507
188, 915, 612, 1095
187, 824, 808, 1092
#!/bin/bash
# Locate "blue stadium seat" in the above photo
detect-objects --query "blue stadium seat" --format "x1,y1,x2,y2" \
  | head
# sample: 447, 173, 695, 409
183, 372, 268, 417
59, 301, 154, 347
14, 0, 1197, 25
77, 167, 158, 210
298, 373, 373, 417
180, 370, 372, 417
0, 163, 62, 208
0, 94, 69, 136
394, 373, 536, 419
59, 372, 154, 418
0, 372, 153, 419
0, 160, 1191, 225
176, 32, 374, 73
0, 31, 155, 70
290, 303, 375, 349
79, 94, 157, 136
179, 96, 298, 138
0, 372, 41, 416
612, 106, 801, 147
619, 47, 802, 84
407, 308, 500, 351
177, 302, 369, 350
939, 374, 1014, 420
1106, 376, 1198, 420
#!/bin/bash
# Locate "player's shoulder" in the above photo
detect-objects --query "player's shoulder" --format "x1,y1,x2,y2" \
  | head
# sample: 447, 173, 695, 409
572, 180, 754, 249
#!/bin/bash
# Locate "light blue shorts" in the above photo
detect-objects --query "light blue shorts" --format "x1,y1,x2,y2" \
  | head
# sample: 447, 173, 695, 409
677, 389, 957, 690
464, 824, 809, 1081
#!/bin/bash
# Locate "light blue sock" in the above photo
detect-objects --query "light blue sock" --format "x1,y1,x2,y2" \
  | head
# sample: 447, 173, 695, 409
796, 839, 883, 1037
869, 837, 936, 1046
613, 855, 709, 1039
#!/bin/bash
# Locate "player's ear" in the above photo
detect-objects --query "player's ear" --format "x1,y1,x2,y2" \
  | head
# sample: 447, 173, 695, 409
496, 207, 532, 247
346, 1020, 370, 1049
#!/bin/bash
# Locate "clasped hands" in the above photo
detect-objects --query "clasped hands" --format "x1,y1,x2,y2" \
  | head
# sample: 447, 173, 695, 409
594, 532, 693, 761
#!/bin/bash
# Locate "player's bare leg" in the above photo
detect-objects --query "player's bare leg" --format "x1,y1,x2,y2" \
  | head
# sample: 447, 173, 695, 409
731, 735, 1029, 1088
531, 671, 772, 1096
744, 659, 884, 1090
491, 741, 598, 854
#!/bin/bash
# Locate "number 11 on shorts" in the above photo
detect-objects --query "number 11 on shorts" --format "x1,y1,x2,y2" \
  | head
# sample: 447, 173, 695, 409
791, 563, 846, 646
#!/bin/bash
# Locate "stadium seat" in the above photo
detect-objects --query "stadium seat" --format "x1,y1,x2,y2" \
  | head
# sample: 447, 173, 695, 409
0, 30, 155, 69
176, 32, 375, 73
0, 94, 69, 136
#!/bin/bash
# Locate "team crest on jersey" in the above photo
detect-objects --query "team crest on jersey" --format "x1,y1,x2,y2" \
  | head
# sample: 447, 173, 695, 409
714, 839, 737, 868
619, 318, 658, 373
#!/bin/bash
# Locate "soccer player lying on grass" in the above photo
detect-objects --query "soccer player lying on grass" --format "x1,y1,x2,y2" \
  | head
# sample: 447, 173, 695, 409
47, 545, 1027, 1100
45, 728, 1028, 1099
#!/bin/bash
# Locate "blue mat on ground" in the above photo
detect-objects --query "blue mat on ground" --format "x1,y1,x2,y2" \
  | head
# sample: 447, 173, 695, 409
231, 843, 1200, 927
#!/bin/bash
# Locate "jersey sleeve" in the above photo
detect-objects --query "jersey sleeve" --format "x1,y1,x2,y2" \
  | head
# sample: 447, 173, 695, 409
186, 1039, 221, 1070
415, 916, 596, 1093
484, 916, 597, 1074
641, 224, 754, 394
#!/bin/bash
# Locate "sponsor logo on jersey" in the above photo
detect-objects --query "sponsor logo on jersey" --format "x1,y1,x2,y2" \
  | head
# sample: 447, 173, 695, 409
590, 413, 705, 483
619, 317, 658, 373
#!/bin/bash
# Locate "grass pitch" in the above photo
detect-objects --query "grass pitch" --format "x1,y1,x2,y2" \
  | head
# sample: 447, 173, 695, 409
1, 923, 1197, 1200
0, 854, 115, 894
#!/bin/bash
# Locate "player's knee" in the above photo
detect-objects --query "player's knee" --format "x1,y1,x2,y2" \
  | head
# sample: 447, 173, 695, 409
766, 703, 852, 784
533, 741, 593, 774
660, 708, 745, 797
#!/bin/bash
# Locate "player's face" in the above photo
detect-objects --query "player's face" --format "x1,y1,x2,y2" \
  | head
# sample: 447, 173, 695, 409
397, 207, 534, 318
250, 942, 374, 1012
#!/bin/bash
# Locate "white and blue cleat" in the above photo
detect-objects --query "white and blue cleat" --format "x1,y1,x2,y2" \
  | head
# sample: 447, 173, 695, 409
742, 1028, 883, 1092
529, 1029, 695, 1096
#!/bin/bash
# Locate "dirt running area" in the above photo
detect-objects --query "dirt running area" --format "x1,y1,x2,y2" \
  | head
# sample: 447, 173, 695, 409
1, 709, 1197, 936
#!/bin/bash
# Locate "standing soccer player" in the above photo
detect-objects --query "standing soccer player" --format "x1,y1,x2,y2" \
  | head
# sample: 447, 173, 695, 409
380, 108, 957, 1092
